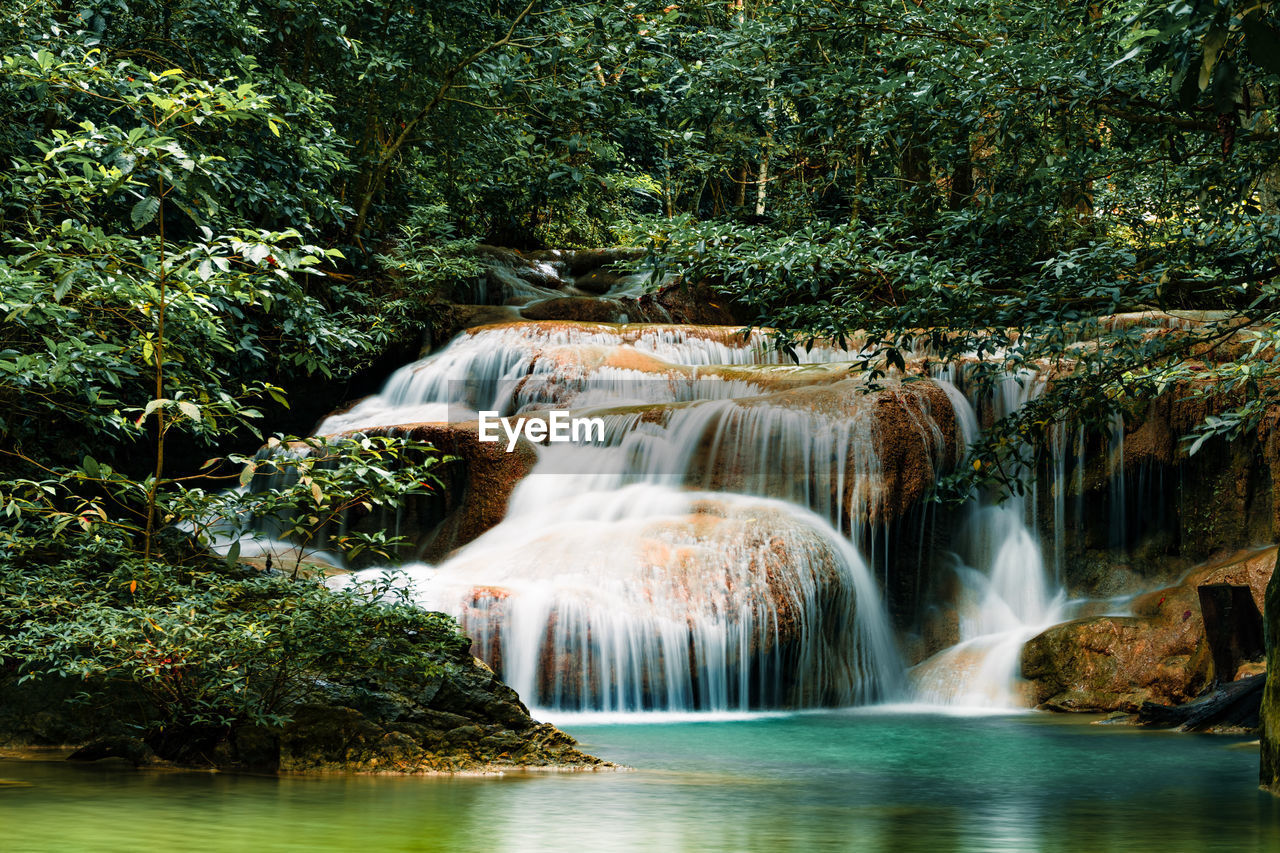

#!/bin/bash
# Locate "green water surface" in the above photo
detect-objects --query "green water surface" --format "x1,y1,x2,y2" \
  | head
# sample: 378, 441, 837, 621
1, 710, 1276, 852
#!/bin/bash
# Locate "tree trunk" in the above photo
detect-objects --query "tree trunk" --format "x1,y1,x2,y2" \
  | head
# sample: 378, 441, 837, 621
1260, 552, 1280, 794
1199, 583, 1266, 685
948, 157, 974, 210
754, 136, 771, 216
755, 79, 776, 217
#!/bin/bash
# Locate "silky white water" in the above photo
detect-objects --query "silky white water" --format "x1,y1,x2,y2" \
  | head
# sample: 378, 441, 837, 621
300, 319, 1094, 713
388, 484, 904, 711
318, 322, 857, 434
910, 370, 1068, 708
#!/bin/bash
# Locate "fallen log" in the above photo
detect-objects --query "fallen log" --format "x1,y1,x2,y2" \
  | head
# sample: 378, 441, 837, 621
1137, 673, 1266, 732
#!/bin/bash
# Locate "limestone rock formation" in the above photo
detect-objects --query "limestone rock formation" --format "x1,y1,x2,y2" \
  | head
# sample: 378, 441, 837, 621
1023, 547, 1275, 713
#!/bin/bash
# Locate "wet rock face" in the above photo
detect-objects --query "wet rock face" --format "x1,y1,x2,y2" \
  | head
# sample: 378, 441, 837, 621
1022, 547, 1275, 713
871, 383, 958, 525
1049, 386, 1275, 600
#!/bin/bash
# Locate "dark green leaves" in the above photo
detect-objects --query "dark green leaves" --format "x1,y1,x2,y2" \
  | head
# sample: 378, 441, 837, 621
130, 196, 159, 229
1244, 16, 1280, 76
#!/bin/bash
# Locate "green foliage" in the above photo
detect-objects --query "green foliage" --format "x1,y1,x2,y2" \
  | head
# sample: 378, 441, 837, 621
0, 4, 472, 761
202, 434, 452, 573
1, 433, 448, 566
0, 549, 469, 758
375, 209, 485, 305
605, 0, 1280, 495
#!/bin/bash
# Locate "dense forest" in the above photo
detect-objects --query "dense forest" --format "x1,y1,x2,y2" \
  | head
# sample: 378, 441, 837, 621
3, 0, 1280, 779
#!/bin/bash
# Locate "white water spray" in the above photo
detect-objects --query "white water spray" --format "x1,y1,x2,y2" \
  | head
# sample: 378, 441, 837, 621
911, 372, 1067, 709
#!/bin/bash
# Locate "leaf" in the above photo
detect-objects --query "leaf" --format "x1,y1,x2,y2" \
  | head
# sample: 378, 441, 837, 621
177, 401, 201, 422
1244, 17, 1280, 76
1187, 432, 1211, 457
131, 196, 160, 229
1210, 58, 1241, 114
239, 462, 257, 487
1199, 25, 1228, 91
1104, 46, 1141, 72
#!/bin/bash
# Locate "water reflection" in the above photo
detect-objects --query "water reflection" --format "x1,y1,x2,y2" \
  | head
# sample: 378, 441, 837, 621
2, 714, 1277, 852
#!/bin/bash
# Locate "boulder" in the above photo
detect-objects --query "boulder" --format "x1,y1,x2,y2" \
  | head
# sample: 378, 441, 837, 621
1022, 616, 1193, 712
571, 269, 623, 295
275, 656, 607, 774
1023, 546, 1276, 712
519, 296, 631, 323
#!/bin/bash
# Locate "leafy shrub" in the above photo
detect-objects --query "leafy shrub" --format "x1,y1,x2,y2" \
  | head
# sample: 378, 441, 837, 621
0, 549, 469, 762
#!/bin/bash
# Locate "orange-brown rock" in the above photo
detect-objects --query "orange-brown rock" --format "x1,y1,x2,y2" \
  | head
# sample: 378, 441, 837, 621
872, 382, 958, 523
519, 296, 633, 323
332, 421, 537, 562
686, 380, 958, 529
1023, 546, 1276, 712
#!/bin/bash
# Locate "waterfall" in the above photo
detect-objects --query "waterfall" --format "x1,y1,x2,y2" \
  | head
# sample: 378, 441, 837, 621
279, 317, 1125, 716
910, 371, 1067, 709
318, 322, 855, 434
324, 320, 939, 712
394, 484, 903, 711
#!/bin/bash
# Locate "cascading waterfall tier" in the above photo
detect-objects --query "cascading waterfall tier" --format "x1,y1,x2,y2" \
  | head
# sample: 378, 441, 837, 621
389, 485, 903, 712
317, 319, 962, 712
910, 370, 1069, 708
319, 322, 858, 434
